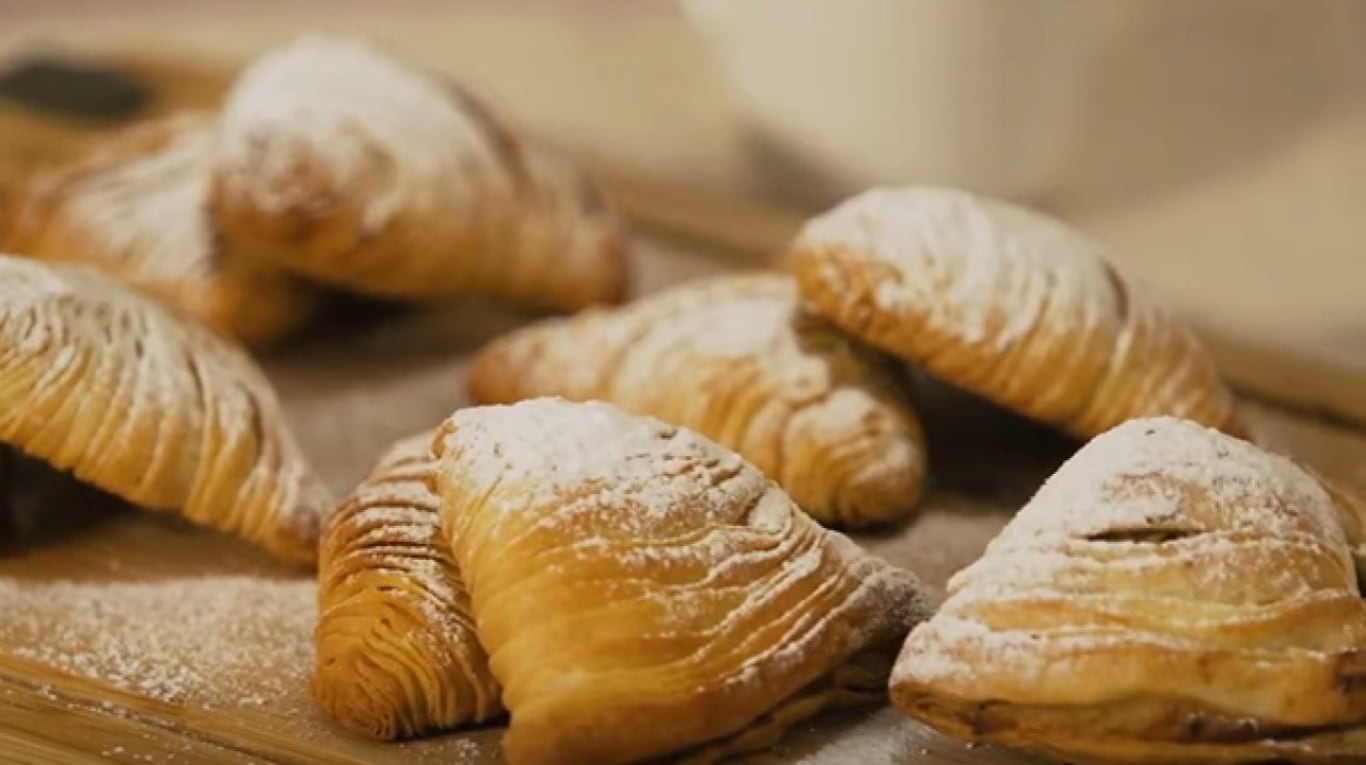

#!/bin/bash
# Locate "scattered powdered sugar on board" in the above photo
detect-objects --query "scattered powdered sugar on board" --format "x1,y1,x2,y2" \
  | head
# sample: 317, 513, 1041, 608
0, 574, 315, 709
443, 738, 486, 759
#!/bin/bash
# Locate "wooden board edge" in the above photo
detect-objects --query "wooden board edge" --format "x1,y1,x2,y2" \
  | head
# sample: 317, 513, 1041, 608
0, 654, 359, 765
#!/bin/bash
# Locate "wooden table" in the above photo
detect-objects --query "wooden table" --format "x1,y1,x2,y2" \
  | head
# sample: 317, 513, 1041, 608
0, 3, 1362, 764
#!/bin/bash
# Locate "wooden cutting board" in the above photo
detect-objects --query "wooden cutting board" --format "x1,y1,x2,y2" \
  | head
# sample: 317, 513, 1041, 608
0, 49, 1364, 765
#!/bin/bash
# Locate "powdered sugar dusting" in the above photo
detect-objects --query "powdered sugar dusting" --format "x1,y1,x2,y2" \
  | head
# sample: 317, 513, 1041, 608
320, 430, 473, 643
216, 35, 501, 230
0, 255, 330, 563
965, 416, 1349, 578
624, 275, 795, 359
54, 114, 217, 283
437, 398, 764, 542
469, 273, 927, 525
434, 397, 935, 745
940, 417, 1354, 626
212, 33, 625, 309
797, 186, 1117, 350
0, 255, 69, 354
474, 274, 821, 412
894, 416, 1365, 712
0, 575, 314, 707
604, 276, 822, 404
9, 112, 319, 348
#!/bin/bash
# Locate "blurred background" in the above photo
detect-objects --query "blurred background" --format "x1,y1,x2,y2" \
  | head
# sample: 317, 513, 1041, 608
3, 0, 1364, 366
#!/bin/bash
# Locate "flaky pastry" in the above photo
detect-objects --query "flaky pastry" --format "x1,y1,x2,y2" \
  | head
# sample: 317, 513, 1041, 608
433, 398, 935, 765
314, 432, 501, 739
4, 112, 321, 348
790, 186, 1241, 438
0, 255, 329, 564
891, 416, 1366, 763
467, 274, 926, 526
211, 35, 628, 310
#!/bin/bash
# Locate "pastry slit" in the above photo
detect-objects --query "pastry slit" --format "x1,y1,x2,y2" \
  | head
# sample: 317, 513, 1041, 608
1082, 526, 1206, 544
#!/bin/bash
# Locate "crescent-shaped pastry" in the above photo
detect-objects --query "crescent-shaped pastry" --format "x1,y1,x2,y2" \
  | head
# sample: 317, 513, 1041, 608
467, 274, 926, 527
314, 432, 501, 739
789, 186, 1241, 438
0, 255, 330, 564
210, 35, 628, 311
3, 112, 321, 348
432, 398, 936, 765
890, 416, 1366, 764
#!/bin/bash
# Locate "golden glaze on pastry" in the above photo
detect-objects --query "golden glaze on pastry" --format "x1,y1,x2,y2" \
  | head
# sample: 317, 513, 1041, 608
4, 113, 321, 348
467, 274, 925, 527
433, 398, 935, 765
210, 35, 628, 310
890, 416, 1366, 764
790, 186, 1241, 438
0, 255, 329, 564
314, 432, 501, 739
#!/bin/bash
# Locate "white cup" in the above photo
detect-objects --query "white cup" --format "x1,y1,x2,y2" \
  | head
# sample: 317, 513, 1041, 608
681, 0, 1122, 205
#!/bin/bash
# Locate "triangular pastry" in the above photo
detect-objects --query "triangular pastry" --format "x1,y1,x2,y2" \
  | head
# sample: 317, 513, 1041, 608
0, 255, 330, 564
467, 273, 926, 527
210, 35, 628, 311
432, 398, 936, 765
890, 416, 1366, 763
314, 432, 501, 739
4, 112, 322, 348
790, 186, 1241, 439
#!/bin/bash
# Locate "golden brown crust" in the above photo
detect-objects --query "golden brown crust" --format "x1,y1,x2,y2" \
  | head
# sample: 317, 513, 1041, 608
0, 255, 330, 564
209, 35, 628, 311
432, 398, 936, 765
890, 416, 1366, 764
1325, 479, 1366, 580
467, 274, 925, 527
790, 187, 1242, 439
314, 432, 501, 739
672, 648, 895, 765
899, 689, 1366, 765
3, 112, 321, 348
